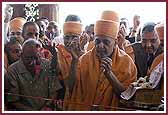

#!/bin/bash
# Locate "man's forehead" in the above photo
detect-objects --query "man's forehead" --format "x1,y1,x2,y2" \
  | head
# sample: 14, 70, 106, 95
9, 45, 21, 51
25, 25, 39, 31
95, 35, 113, 40
22, 46, 39, 55
23, 45, 39, 50
10, 43, 21, 47
142, 31, 157, 38
65, 34, 79, 37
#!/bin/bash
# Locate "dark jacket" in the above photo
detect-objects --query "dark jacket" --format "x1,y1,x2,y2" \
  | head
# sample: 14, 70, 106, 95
132, 42, 163, 78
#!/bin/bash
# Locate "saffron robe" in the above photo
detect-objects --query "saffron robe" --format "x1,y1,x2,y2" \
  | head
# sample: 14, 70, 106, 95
65, 46, 137, 111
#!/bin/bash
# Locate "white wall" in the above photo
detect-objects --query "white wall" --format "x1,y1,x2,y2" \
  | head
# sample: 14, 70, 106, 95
59, 2, 166, 30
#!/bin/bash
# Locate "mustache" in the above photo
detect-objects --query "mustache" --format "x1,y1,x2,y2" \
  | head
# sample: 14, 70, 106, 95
144, 46, 154, 50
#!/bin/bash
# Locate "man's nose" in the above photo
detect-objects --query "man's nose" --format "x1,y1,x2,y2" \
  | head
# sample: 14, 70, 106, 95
146, 41, 152, 47
98, 41, 104, 48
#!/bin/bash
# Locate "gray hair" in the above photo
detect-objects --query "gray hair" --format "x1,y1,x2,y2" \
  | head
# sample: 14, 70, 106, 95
22, 39, 42, 52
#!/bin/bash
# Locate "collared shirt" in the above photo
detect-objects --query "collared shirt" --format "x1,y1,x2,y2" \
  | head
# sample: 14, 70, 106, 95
5, 59, 62, 110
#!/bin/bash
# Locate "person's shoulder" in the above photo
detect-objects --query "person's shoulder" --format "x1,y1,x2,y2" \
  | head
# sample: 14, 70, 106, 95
131, 42, 142, 49
154, 53, 164, 62
118, 48, 135, 64
131, 42, 146, 54
79, 48, 93, 60
6, 60, 24, 75
156, 45, 163, 55
125, 44, 134, 54
119, 48, 131, 58
7, 60, 21, 71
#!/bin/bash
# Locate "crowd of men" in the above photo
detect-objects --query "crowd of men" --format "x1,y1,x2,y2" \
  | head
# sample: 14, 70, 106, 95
4, 5, 164, 111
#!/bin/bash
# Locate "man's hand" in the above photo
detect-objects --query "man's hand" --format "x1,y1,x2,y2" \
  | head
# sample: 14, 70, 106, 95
68, 39, 81, 60
100, 57, 112, 76
133, 15, 140, 30
117, 24, 127, 50
67, 40, 81, 93
100, 57, 125, 96
80, 32, 89, 50
43, 40, 57, 56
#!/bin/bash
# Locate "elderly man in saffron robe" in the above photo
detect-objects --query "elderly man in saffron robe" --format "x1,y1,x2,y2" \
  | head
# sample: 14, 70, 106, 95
64, 10, 137, 111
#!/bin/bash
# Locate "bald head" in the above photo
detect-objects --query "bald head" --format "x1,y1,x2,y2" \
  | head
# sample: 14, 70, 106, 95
22, 39, 42, 53
22, 22, 40, 41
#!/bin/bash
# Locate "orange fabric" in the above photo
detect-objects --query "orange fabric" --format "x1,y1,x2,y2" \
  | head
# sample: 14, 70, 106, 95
95, 20, 119, 39
56, 44, 76, 108
56, 44, 72, 80
148, 53, 164, 74
101, 10, 119, 22
87, 41, 95, 51
124, 44, 135, 62
148, 53, 164, 96
9, 17, 26, 32
63, 21, 82, 35
65, 46, 137, 111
